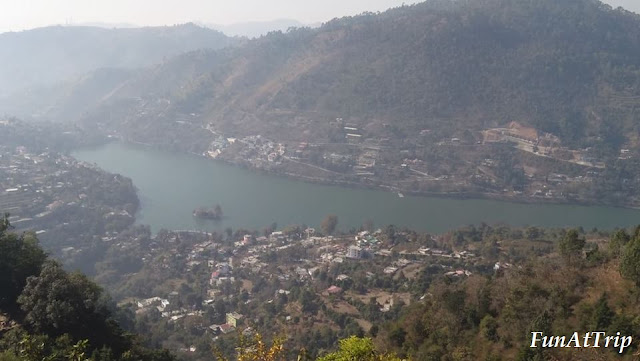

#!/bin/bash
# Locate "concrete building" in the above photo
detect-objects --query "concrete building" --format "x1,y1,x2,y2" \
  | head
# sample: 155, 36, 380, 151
347, 245, 363, 259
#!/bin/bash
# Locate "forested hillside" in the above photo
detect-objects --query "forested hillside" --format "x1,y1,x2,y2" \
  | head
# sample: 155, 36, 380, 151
132, 225, 640, 361
69, 0, 640, 152
374, 227, 640, 360
6, 209, 640, 361
5, 0, 640, 206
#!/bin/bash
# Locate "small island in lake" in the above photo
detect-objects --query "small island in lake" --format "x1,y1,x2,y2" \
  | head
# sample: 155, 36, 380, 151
193, 204, 223, 220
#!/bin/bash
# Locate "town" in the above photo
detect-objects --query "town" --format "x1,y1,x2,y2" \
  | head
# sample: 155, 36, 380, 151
0, 141, 138, 271
98, 220, 515, 359
189, 118, 634, 207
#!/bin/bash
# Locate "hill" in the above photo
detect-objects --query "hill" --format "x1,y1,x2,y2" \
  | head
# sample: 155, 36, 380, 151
68, 212, 640, 360
0, 23, 236, 97
6, 0, 640, 206
70, 0, 640, 147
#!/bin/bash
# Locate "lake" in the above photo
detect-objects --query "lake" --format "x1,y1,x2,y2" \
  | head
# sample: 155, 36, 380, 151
72, 142, 640, 234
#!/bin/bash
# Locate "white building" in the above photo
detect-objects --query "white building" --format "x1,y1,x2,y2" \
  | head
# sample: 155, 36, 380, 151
347, 246, 363, 259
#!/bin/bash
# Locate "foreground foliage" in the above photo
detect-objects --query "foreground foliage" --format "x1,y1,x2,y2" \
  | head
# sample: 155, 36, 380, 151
0, 216, 175, 361
316, 337, 403, 361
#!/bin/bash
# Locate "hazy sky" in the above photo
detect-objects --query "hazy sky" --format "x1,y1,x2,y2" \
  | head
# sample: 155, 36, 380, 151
0, 0, 413, 33
0, 0, 638, 33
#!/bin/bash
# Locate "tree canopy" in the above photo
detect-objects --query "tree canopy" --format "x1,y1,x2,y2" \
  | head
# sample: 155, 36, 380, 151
620, 233, 640, 286
316, 337, 402, 361
0, 217, 175, 361
0, 214, 47, 312
558, 229, 585, 263
321, 215, 339, 235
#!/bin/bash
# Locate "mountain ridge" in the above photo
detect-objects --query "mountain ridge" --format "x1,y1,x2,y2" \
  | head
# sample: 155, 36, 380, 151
6, 0, 640, 206
0, 23, 237, 96
72, 0, 640, 149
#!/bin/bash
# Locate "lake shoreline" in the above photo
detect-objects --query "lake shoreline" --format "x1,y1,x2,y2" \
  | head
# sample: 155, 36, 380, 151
74, 139, 640, 211
205, 149, 640, 212
71, 141, 640, 234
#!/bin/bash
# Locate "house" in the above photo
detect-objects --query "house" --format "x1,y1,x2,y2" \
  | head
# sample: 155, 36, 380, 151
327, 286, 343, 295
444, 270, 472, 277
210, 266, 232, 285
242, 234, 253, 245
270, 231, 285, 241
375, 249, 392, 257
137, 297, 169, 310
217, 263, 231, 276
380, 298, 394, 312
383, 266, 398, 275
347, 246, 363, 259
295, 267, 309, 279
276, 289, 291, 296
226, 312, 244, 327
207, 289, 221, 299
209, 271, 221, 285
209, 324, 236, 334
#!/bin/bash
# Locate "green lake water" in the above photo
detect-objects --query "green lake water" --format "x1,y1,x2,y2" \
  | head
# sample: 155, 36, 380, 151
72, 142, 640, 233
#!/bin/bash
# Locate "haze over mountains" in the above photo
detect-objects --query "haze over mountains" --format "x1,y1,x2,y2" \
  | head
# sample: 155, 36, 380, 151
206, 19, 314, 38
61, 19, 313, 38
4, 0, 639, 154
6, 3, 640, 359
0, 23, 235, 96
1, 0, 640, 165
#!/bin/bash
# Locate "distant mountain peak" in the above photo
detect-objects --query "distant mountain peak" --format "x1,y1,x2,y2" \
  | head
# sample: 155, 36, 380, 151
206, 19, 313, 38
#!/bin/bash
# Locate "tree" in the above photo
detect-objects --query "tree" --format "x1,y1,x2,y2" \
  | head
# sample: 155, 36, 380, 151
0, 215, 47, 311
558, 229, 585, 263
17, 261, 127, 353
299, 289, 319, 314
524, 227, 542, 241
316, 336, 402, 361
213, 333, 285, 361
479, 315, 498, 342
362, 219, 374, 232
321, 215, 338, 235
0, 221, 175, 361
620, 236, 640, 286
592, 294, 614, 330
609, 229, 631, 256
388, 327, 406, 348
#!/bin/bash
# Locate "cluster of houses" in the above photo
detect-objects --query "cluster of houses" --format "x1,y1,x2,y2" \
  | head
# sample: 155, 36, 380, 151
131, 224, 488, 344
0, 146, 135, 239
135, 294, 204, 322
209, 312, 244, 335
209, 259, 234, 286
0, 147, 72, 227
206, 131, 289, 167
